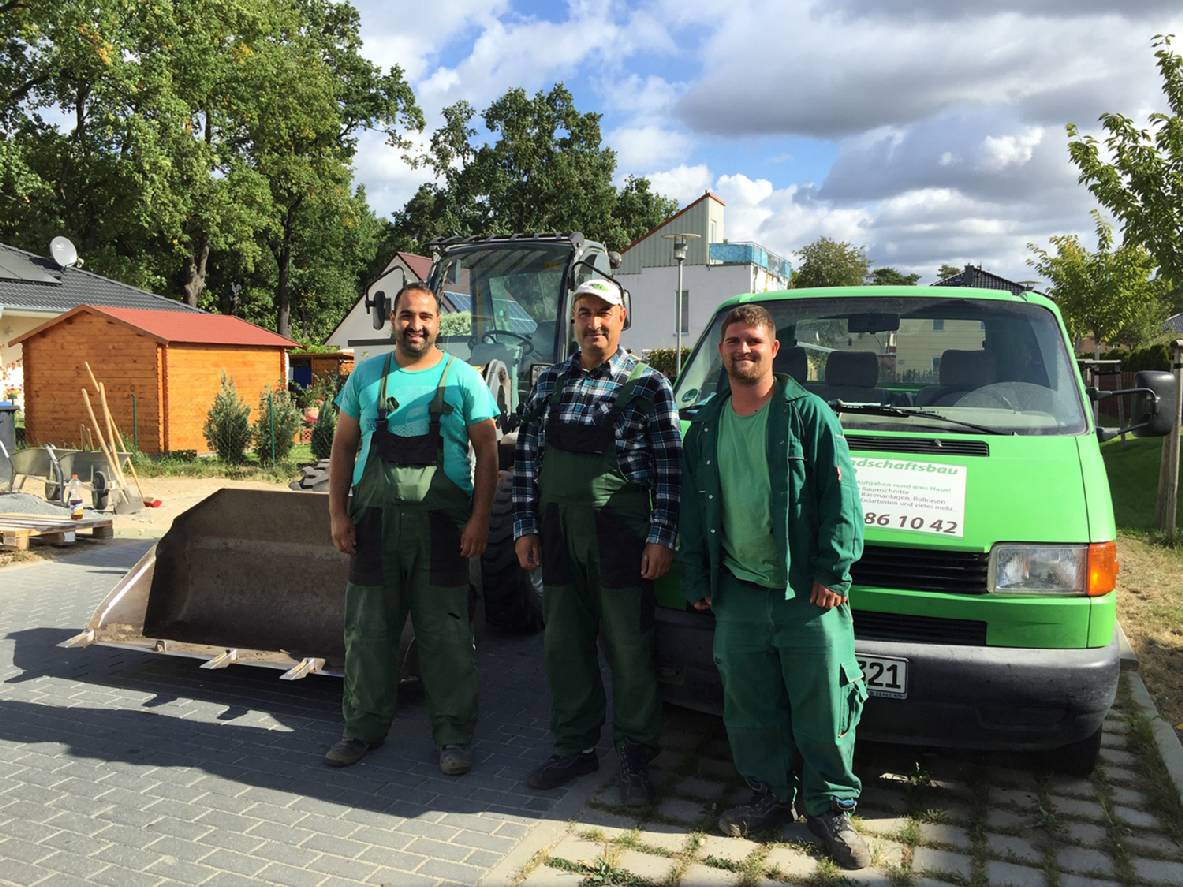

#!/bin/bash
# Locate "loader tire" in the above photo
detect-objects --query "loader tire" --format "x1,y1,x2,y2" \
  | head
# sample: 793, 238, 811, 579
291, 459, 331, 492
481, 470, 543, 634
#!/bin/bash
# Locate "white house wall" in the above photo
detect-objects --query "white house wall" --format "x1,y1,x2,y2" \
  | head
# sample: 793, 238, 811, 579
325, 264, 411, 351
620, 264, 764, 353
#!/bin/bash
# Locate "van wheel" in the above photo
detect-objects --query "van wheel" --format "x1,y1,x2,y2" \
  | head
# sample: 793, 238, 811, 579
1046, 726, 1103, 777
481, 470, 544, 634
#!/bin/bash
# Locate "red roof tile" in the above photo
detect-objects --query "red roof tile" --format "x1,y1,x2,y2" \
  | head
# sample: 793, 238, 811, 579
397, 251, 433, 282
12, 305, 298, 348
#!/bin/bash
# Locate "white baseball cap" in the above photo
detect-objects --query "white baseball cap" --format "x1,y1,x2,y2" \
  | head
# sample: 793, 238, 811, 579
571, 278, 625, 308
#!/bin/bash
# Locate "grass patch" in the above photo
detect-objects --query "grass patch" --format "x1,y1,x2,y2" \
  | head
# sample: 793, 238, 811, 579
1123, 706, 1183, 844
1101, 435, 1182, 534
126, 444, 312, 484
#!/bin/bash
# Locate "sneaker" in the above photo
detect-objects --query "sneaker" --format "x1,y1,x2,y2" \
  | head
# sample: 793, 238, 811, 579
439, 744, 472, 776
617, 744, 655, 809
323, 737, 382, 768
806, 807, 871, 870
527, 751, 598, 790
717, 787, 793, 837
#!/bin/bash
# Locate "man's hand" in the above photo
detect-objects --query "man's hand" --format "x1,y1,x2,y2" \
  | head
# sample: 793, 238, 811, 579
640, 543, 674, 580
810, 582, 846, 610
692, 597, 712, 611
459, 514, 489, 558
330, 511, 356, 555
515, 535, 541, 571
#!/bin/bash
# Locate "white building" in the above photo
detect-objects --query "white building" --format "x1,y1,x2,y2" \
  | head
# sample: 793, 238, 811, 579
324, 251, 434, 362
617, 192, 792, 353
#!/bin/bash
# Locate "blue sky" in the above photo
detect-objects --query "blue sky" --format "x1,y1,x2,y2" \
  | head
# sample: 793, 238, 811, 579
349, 0, 1182, 283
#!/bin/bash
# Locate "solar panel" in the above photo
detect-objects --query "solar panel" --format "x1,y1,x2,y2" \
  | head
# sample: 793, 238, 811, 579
443, 291, 538, 335
0, 250, 60, 284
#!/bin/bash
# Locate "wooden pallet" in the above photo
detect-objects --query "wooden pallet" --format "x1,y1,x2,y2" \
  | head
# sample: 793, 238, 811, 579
0, 513, 115, 550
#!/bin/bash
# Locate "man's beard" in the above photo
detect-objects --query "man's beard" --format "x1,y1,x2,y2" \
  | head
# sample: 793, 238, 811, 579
726, 355, 764, 385
398, 327, 434, 355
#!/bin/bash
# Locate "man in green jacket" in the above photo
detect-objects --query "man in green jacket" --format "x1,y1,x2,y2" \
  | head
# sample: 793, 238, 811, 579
679, 303, 869, 870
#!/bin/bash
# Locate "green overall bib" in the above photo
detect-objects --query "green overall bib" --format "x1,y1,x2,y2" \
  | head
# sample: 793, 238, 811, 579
713, 572, 865, 814
343, 353, 477, 748
536, 363, 662, 756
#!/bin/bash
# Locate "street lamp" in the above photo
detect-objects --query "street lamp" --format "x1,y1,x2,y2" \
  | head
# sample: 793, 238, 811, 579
662, 232, 701, 378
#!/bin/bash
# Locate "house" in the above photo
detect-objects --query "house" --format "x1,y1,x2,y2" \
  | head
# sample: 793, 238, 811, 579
324, 251, 433, 357
13, 305, 296, 455
934, 264, 1037, 295
0, 241, 201, 410
616, 192, 792, 352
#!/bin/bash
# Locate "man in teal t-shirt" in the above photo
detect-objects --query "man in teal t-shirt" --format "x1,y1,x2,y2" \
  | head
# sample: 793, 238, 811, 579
324, 283, 499, 776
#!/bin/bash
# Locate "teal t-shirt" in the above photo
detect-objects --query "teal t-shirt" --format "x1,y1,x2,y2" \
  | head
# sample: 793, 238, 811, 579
718, 398, 785, 588
336, 351, 499, 494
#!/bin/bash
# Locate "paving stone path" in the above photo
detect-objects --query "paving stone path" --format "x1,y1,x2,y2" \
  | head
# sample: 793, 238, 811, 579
2, 540, 1181, 887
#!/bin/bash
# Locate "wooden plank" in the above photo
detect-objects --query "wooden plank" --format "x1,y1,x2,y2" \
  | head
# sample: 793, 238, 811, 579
0, 513, 115, 550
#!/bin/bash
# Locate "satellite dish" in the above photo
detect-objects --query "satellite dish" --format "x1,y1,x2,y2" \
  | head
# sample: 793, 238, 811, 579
49, 236, 79, 269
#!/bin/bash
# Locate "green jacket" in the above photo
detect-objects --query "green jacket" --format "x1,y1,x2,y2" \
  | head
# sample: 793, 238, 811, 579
678, 374, 864, 604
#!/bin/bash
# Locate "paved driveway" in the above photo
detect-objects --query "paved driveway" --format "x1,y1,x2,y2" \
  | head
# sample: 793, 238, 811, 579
2, 541, 1182, 887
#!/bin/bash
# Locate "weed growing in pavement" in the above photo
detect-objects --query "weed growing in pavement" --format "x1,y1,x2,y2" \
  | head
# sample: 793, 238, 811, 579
1089, 766, 1138, 886
1123, 705, 1183, 844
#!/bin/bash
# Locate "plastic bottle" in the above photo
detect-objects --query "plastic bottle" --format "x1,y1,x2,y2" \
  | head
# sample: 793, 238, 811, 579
66, 473, 84, 520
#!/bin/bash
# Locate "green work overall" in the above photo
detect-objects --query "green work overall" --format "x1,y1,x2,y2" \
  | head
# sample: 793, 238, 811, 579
536, 365, 662, 756
342, 353, 477, 748
712, 571, 866, 816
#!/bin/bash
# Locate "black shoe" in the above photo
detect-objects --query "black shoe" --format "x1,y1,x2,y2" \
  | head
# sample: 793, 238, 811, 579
717, 788, 793, 837
617, 744, 655, 809
323, 737, 382, 768
527, 751, 598, 790
439, 744, 472, 776
806, 807, 871, 870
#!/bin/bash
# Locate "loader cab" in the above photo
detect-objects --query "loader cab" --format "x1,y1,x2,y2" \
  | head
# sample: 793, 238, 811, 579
425, 235, 617, 414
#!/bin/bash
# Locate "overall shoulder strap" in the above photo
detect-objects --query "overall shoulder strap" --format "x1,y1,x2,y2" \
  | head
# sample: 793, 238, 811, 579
429, 354, 455, 417
611, 360, 651, 411
377, 352, 396, 415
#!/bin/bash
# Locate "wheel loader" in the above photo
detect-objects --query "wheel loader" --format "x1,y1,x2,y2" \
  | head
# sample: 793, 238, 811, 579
64, 233, 626, 680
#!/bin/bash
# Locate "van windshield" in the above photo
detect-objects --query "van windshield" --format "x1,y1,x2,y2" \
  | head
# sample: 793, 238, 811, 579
674, 297, 1089, 436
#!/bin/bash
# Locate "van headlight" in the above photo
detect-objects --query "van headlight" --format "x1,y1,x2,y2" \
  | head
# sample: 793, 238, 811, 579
988, 545, 1088, 595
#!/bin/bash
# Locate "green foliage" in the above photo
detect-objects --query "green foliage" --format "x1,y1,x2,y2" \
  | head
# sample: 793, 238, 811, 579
937, 263, 962, 281
0, 0, 422, 341
388, 84, 678, 253
1028, 211, 1169, 351
644, 348, 691, 381
252, 385, 302, 465
792, 238, 870, 288
1067, 35, 1183, 313
868, 267, 921, 286
440, 310, 472, 337
203, 373, 252, 464
310, 402, 337, 460
1123, 342, 1173, 373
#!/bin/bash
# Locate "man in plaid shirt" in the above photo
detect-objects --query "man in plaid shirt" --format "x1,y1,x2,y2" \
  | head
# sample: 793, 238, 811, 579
513, 278, 681, 807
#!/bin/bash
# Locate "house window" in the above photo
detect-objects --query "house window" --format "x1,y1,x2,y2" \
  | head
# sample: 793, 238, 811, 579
932, 319, 945, 331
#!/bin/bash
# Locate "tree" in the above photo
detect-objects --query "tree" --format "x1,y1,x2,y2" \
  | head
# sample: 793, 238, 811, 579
869, 267, 921, 286
389, 84, 677, 253
1067, 34, 1183, 312
1027, 212, 1169, 355
937, 264, 962, 280
792, 238, 869, 288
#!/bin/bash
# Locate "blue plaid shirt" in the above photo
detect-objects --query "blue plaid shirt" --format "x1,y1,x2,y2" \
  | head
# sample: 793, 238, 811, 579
512, 348, 682, 548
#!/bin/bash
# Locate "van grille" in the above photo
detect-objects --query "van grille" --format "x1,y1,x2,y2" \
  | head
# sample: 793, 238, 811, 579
852, 545, 989, 595
846, 435, 990, 457
853, 610, 987, 645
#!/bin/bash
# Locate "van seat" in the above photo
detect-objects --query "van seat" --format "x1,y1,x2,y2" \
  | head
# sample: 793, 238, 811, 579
916, 350, 998, 407
774, 346, 809, 383
822, 351, 888, 403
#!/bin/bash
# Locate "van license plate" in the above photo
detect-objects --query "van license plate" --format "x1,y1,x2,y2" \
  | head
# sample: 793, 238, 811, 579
857, 655, 908, 699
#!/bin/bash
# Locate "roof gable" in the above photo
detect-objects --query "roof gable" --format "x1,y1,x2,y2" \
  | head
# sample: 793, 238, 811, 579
12, 305, 298, 348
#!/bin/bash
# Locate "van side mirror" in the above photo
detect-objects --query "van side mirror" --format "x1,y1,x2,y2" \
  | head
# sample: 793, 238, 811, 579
1092, 369, 1178, 441
366, 290, 388, 329
621, 285, 632, 331
1131, 370, 1177, 437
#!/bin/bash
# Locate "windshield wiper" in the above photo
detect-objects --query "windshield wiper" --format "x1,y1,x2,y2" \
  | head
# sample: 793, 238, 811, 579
828, 402, 1013, 436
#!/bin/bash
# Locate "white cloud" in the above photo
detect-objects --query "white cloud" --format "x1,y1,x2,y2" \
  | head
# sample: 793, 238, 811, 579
609, 124, 693, 171
644, 164, 714, 205
978, 129, 1045, 172
351, 129, 435, 219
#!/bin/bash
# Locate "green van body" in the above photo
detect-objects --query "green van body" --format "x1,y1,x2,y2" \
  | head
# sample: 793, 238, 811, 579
655, 286, 1120, 763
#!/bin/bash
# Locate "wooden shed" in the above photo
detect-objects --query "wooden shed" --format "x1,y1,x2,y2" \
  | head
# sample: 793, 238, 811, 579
289, 350, 355, 388
12, 305, 297, 455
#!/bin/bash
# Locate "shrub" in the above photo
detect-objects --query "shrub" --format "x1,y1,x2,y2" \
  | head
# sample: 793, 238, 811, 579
1123, 342, 1171, 374
310, 402, 337, 460
203, 373, 252, 464
252, 385, 303, 465
644, 348, 691, 380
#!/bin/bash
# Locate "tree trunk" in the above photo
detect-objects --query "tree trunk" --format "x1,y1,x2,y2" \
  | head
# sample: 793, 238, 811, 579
182, 236, 209, 308
274, 204, 297, 339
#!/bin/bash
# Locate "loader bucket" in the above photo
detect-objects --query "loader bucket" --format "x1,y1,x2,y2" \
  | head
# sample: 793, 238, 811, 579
63, 488, 353, 678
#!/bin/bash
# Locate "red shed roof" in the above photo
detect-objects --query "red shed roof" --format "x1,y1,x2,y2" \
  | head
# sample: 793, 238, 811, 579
12, 305, 298, 348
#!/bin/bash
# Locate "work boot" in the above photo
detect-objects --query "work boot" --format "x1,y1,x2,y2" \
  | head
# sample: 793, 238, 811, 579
323, 737, 382, 768
717, 785, 793, 837
617, 742, 656, 809
527, 751, 598, 790
806, 803, 871, 870
439, 744, 472, 776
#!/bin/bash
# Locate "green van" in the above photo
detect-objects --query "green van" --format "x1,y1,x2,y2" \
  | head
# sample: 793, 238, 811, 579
656, 285, 1177, 775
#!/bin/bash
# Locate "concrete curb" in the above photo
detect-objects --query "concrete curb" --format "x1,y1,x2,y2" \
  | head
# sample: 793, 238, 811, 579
478, 754, 616, 886
1125, 670, 1183, 812
1116, 620, 1138, 671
